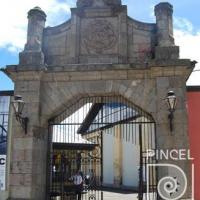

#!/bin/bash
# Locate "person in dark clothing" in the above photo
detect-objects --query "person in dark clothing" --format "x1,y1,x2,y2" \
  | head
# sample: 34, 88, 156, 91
73, 171, 83, 200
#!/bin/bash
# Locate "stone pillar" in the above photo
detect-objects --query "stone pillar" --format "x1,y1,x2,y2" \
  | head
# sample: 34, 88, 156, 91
8, 74, 48, 200
154, 3, 179, 60
68, 8, 81, 63
118, 5, 128, 63
155, 2, 174, 47
26, 7, 46, 51
19, 7, 46, 66
155, 76, 192, 199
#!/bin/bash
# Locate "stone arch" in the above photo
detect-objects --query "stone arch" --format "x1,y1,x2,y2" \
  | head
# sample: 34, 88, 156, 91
49, 94, 155, 123
41, 79, 157, 126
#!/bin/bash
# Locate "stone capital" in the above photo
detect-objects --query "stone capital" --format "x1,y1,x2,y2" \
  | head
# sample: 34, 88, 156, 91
28, 6, 46, 21
155, 2, 173, 16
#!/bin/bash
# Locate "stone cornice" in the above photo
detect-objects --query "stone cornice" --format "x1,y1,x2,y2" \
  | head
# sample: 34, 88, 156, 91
3, 59, 194, 82
5, 59, 192, 71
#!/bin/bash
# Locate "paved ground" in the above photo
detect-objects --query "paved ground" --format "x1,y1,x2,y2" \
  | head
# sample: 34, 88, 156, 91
80, 190, 138, 200
60, 190, 155, 199
103, 191, 157, 200
103, 191, 138, 200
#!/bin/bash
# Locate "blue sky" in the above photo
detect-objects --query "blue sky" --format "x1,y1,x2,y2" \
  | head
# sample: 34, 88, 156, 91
0, 0, 200, 91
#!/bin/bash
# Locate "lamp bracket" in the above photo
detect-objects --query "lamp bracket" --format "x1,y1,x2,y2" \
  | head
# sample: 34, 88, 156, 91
168, 111, 174, 132
16, 115, 29, 134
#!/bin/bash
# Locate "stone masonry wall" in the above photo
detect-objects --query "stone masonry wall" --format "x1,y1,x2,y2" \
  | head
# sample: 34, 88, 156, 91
43, 7, 156, 65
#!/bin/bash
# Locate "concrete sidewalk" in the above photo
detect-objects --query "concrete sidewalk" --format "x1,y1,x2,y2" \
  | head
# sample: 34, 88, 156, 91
103, 191, 138, 200
103, 191, 156, 200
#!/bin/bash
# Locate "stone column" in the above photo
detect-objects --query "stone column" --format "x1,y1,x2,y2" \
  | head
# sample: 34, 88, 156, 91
155, 76, 192, 199
8, 73, 48, 200
118, 6, 128, 63
19, 7, 46, 66
68, 8, 81, 63
155, 2, 174, 47
154, 3, 179, 59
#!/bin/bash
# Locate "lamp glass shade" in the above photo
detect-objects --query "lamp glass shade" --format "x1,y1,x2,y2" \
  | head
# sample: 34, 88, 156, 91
166, 91, 177, 111
12, 96, 25, 115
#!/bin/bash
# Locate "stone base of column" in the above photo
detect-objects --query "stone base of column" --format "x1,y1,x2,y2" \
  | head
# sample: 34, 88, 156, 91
155, 46, 179, 60
19, 51, 45, 66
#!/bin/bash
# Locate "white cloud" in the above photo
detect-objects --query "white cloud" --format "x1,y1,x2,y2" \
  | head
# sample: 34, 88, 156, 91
174, 17, 200, 85
0, 0, 73, 52
175, 29, 200, 67
174, 17, 193, 32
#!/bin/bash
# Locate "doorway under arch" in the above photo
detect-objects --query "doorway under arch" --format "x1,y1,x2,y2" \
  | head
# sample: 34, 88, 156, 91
47, 95, 157, 200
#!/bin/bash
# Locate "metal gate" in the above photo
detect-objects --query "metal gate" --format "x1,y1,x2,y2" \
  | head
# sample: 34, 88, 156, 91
47, 96, 157, 200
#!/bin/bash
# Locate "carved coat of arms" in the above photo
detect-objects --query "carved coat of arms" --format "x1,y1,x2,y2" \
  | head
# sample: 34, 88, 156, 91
82, 19, 117, 54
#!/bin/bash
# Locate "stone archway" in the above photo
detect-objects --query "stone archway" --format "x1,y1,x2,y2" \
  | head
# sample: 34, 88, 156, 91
5, 65, 193, 200
3, 0, 194, 199
40, 76, 157, 125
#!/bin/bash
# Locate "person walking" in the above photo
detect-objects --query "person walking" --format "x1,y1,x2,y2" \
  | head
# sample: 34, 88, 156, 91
73, 171, 83, 200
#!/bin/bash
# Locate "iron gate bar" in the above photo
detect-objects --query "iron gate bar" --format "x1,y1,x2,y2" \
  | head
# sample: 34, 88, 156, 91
53, 143, 98, 150
49, 121, 155, 126
50, 96, 155, 124
0, 125, 7, 134
139, 124, 143, 200
46, 122, 53, 200
78, 114, 142, 135
77, 103, 104, 134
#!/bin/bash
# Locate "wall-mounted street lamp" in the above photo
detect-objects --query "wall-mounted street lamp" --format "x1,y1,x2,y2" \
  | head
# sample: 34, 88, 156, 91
12, 95, 29, 134
165, 91, 177, 132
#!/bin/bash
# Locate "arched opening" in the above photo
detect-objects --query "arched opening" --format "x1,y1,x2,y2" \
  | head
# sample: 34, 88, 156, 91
47, 95, 157, 200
